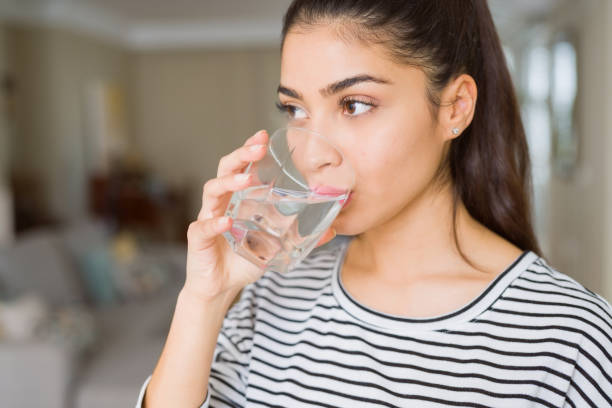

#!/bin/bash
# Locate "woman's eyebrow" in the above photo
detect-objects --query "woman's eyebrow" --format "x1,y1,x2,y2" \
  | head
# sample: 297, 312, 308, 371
277, 74, 391, 100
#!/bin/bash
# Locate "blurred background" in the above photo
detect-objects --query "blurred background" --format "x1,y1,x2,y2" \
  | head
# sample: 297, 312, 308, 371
0, 0, 609, 407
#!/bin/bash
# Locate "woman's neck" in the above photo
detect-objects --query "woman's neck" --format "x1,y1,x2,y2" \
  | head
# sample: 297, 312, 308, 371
345, 182, 520, 283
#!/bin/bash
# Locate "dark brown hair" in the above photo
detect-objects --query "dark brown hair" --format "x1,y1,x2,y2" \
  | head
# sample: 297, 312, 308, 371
281, 0, 542, 261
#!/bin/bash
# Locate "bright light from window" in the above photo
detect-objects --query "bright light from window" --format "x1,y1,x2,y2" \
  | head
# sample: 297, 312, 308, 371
526, 46, 550, 102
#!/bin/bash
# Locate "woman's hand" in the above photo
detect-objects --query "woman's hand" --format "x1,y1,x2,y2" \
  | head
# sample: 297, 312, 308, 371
183, 129, 337, 302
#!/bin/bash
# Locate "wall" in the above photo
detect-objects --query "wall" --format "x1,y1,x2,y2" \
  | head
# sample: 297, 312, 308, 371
7, 25, 129, 223
6, 23, 284, 225
128, 47, 283, 217
604, 0, 612, 301
495, 0, 611, 299
545, 0, 610, 299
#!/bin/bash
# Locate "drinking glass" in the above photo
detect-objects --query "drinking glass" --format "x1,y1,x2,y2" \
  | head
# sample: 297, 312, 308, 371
223, 126, 354, 273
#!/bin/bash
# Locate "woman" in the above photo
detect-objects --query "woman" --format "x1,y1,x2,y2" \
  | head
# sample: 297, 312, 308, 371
138, 1, 612, 407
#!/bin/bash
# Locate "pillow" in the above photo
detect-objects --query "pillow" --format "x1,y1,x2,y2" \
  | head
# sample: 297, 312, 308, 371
58, 217, 112, 263
0, 293, 48, 341
37, 304, 98, 352
58, 218, 117, 306
109, 233, 171, 302
0, 292, 98, 352
0, 229, 85, 306
77, 244, 117, 306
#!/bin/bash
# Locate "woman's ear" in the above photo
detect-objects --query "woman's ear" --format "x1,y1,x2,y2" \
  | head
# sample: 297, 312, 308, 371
438, 74, 477, 140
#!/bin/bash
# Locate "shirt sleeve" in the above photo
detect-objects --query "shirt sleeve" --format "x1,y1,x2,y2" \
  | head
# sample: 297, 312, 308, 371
134, 284, 257, 408
134, 374, 212, 408
562, 302, 612, 407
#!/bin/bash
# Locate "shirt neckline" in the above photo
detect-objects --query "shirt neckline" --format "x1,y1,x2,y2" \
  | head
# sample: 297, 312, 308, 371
331, 236, 539, 332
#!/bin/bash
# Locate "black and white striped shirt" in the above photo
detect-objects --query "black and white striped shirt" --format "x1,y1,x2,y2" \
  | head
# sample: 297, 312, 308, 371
136, 236, 612, 407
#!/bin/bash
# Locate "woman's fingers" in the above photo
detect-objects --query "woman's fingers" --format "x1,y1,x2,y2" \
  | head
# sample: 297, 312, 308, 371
187, 217, 231, 252
197, 172, 253, 221
197, 130, 269, 221
245, 129, 269, 146
217, 130, 269, 178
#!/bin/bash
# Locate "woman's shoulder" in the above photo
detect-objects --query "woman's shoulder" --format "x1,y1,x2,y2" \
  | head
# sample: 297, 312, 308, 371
508, 253, 612, 339
517, 254, 611, 310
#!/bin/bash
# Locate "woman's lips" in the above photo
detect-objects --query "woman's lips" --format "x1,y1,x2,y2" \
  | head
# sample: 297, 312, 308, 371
312, 185, 353, 208
312, 185, 348, 195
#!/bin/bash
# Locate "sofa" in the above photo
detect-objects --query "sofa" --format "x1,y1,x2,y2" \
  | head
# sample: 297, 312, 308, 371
0, 218, 187, 408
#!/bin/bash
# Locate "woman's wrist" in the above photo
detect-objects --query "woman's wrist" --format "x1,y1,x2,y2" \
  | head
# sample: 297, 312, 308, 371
177, 285, 241, 322
145, 285, 238, 407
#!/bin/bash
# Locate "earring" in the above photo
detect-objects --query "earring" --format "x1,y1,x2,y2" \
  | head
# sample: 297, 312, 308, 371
452, 127, 460, 135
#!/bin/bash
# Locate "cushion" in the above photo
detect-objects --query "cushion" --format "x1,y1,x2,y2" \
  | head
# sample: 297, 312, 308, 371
78, 245, 117, 306
58, 218, 118, 306
58, 218, 112, 263
0, 229, 85, 306
0, 293, 48, 341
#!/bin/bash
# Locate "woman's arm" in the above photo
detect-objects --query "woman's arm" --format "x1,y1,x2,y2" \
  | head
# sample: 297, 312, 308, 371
137, 129, 271, 407
142, 286, 241, 408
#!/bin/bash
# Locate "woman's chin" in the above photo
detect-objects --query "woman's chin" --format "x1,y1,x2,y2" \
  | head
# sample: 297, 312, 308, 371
332, 210, 364, 236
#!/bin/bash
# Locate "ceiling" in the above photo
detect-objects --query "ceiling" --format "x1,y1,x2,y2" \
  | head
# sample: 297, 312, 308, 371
78, 0, 293, 23
0, 0, 562, 49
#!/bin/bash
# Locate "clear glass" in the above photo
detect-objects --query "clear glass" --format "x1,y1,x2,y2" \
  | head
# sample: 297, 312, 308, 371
223, 126, 354, 273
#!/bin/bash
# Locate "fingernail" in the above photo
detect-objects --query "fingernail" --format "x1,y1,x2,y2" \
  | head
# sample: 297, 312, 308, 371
248, 144, 266, 152
235, 173, 251, 182
248, 130, 266, 142
217, 217, 229, 227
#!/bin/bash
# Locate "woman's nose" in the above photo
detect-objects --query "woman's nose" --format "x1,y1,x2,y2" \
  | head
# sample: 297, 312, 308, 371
303, 134, 343, 171
294, 120, 343, 166
284, 126, 345, 188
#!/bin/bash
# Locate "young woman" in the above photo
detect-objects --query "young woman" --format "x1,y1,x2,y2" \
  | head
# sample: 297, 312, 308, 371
138, 1, 612, 407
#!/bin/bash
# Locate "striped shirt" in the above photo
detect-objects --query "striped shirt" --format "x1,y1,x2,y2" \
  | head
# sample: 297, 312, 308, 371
136, 235, 612, 407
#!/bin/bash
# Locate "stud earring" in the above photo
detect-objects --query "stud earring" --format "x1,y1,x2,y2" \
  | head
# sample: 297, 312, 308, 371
452, 127, 460, 135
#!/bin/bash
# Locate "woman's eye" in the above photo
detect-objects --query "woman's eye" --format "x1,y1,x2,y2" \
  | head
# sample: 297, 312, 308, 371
342, 99, 373, 117
275, 98, 375, 120
275, 102, 307, 120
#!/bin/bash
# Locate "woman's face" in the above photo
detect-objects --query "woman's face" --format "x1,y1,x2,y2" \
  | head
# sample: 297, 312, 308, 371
279, 25, 449, 236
